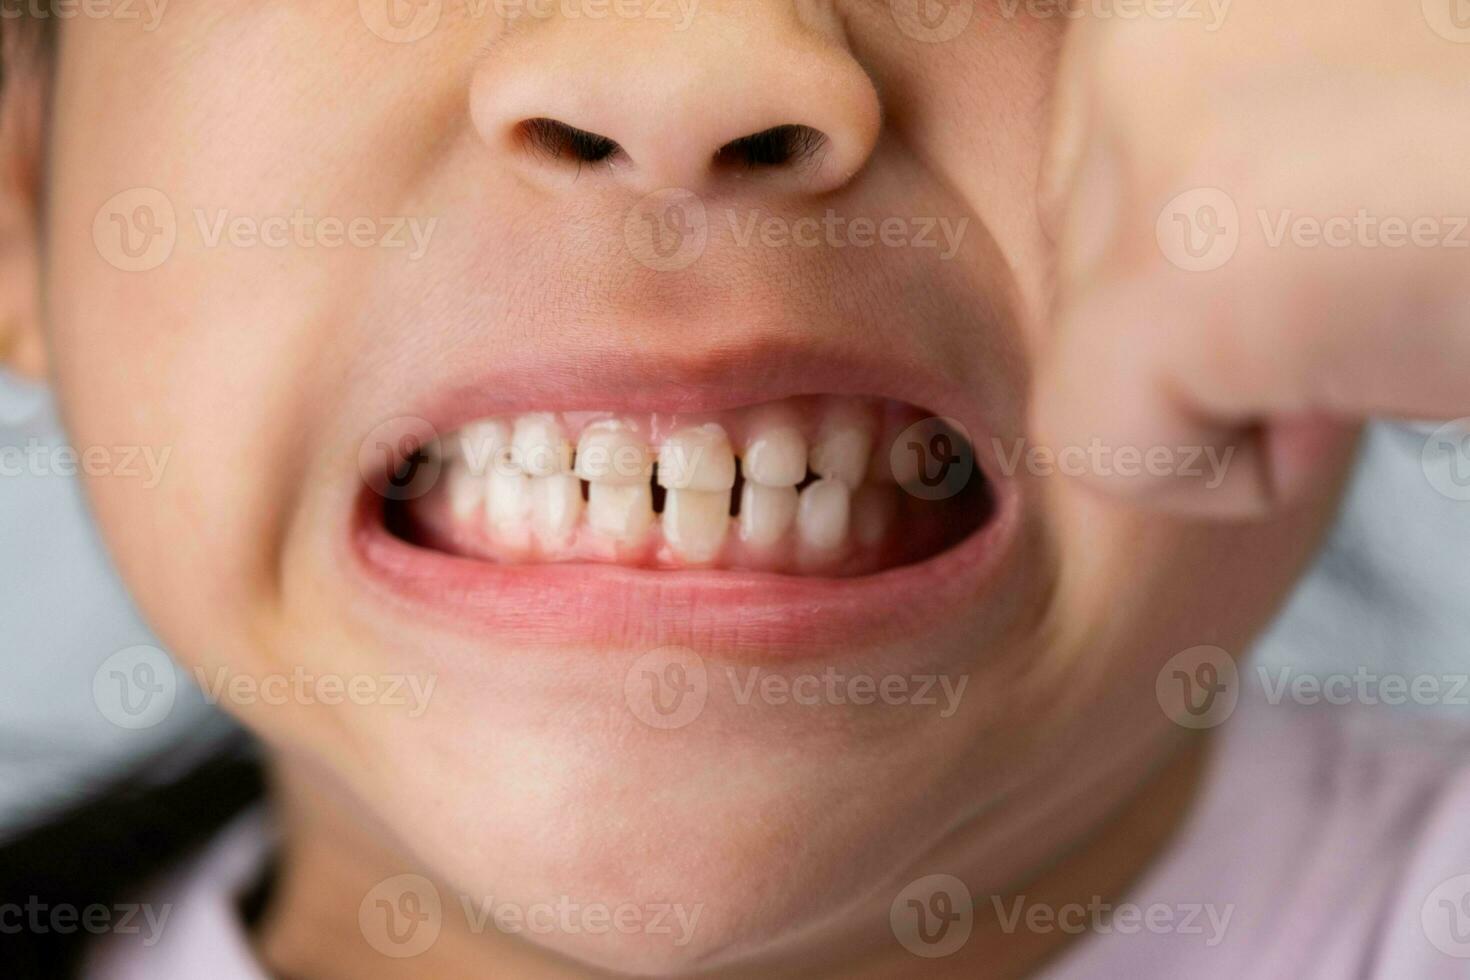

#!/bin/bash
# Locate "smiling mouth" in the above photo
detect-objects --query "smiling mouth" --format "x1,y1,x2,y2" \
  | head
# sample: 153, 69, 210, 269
382, 394, 992, 577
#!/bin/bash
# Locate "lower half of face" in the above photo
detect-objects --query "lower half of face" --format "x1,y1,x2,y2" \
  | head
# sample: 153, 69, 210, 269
37, 4, 1349, 973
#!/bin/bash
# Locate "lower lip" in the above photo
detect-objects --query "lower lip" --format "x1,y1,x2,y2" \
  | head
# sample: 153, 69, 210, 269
348, 485, 1018, 661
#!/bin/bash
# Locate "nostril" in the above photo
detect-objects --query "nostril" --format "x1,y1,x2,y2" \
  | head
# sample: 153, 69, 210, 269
518, 118, 625, 166
714, 125, 829, 171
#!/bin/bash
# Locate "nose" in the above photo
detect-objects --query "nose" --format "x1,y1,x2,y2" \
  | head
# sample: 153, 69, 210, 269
470, 5, 882, 196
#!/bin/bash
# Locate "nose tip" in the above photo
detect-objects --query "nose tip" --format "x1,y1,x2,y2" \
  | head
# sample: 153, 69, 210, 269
470, 13, 881, 196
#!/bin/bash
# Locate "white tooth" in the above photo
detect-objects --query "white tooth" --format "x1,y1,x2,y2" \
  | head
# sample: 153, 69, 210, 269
658, 424, 736, 491
663, 489, 730, 563
512, 413, 571, 477
487, 468, 531, 526
741, 408, 807, 487
447, 462, 486, 522
531, 474, 584, 547
738, 483, 797, 550
587, 482, 654, 544
457, 420, 511, 477
574, 421, 651, 485
810, 401, 873, 489
797, 478, 851, 552
852, 484, 897, 548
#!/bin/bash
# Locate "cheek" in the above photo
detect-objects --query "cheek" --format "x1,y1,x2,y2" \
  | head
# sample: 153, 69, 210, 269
849, 3, 1065, 334
39, 10, 466, 630
1036, 442, 1354, 695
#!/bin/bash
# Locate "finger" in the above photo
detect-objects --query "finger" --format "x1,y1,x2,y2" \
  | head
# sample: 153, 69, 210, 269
1035, 245, 1470, 515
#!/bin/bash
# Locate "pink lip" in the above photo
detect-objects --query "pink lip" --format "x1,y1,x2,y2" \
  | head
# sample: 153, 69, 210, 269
341, 340, 1020, 660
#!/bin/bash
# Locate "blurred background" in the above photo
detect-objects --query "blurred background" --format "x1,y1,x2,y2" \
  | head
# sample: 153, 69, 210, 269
2, 370, 1468, 830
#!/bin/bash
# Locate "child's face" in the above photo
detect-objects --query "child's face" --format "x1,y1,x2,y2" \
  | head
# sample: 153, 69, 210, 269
26, 3, 1348, 972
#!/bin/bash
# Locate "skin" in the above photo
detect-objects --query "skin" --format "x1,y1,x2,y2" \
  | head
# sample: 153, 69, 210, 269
13, 0, 1454, 976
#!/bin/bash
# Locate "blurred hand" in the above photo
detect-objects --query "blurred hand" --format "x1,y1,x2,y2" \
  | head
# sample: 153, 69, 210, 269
1037, 0, 1470, 516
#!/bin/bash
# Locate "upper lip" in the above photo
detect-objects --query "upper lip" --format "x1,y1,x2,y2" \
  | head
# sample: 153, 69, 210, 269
403, 328, 1007, 458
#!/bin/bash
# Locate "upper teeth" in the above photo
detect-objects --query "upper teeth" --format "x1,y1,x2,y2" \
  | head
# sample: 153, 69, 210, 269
657, 424, 736, 492
809, 400, 873, 488
458, 420, 511, 476
741, 405, 807, 487
574, 420, 652, 485
512, 413, 572, 478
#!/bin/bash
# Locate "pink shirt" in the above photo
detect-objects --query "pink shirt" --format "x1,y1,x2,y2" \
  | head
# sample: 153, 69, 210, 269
88, 697, 1470, 978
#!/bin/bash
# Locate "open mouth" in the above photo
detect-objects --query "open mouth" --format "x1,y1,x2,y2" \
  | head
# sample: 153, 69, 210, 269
382, 395, 992, 577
